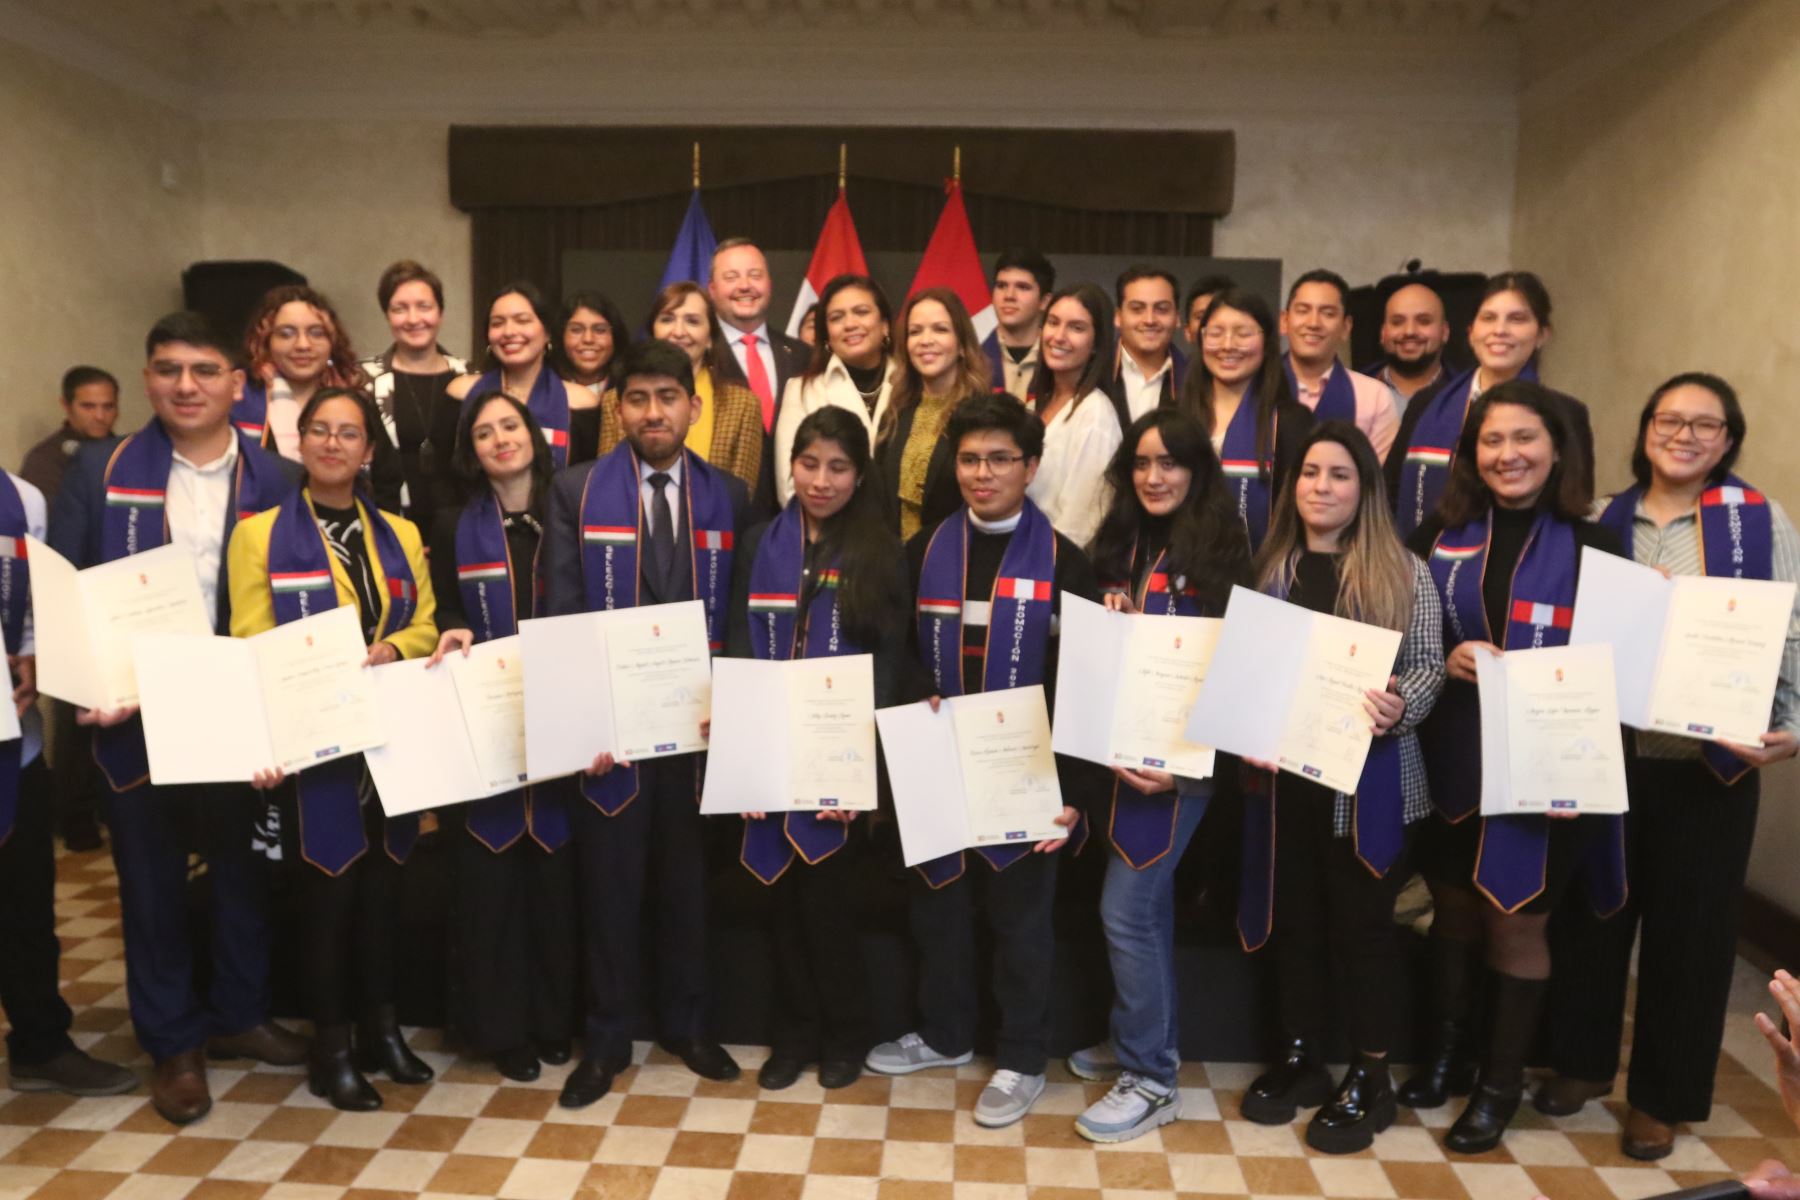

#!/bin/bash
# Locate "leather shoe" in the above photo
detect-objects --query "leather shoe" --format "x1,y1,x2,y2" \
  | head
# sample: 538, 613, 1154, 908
495, 1046, 541, 1083
1623, 1107, 1676, 1161
151, 1048, 212, 1126
560, 1052, 630, 1109
1532, 1073, 1612, 1117
1307, 1055, 1397, 1155
208, 1021, 309, 1066
662, 1038, 740, 1082
818, 1058, 863, 1090
1446, 1082, 1523, 1155
1241, 1037, 1332, 1125
8, 1048, 137, 1097
356, 1005, 433, 1085
758, 1053, 805, 1091
61, 815, 104, 853
536, 1038, 572, 1066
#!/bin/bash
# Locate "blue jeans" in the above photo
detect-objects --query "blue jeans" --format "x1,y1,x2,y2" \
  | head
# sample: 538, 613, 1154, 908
1099, 781, 1210, 1088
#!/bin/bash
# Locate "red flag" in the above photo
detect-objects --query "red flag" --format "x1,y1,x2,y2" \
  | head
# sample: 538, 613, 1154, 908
787, 189, 869, 338
906, 180, 996, 340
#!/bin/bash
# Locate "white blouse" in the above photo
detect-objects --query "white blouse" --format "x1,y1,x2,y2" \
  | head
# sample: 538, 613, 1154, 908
1026, 388, 1120, 551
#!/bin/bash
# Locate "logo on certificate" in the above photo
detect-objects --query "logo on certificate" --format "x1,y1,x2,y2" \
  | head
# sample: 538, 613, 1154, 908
316, 746, 339, 759
1687, 722, 1714, 735
1728, 597, 1738, 612
497, 657, 506, 669
305, 635, 314, 648
1004, 830, 1027, 840
1348, 643, 1357, 657
819, 797, 839, 807
654, 742, 676, 753
1144, 756, 1166, 768
138, 573, 148, 586
824, 675, 833, 690
1554, 668, 1564, 683
1551, 799, 1577, 810
1173, 635, 1182, 650
1302, 764, 1322, 779
651, 624, 662, 638
995, 710, 1006, 725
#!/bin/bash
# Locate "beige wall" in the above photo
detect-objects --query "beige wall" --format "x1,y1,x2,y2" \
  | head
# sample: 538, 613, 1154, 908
1, 37, 201, 470
1513, 0, 1800, 913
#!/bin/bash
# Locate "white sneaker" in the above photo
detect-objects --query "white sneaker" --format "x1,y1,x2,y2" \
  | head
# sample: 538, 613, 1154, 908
864, 1032, 973, 1076
1075, 1072, 1180, 1143
1067, 1040, 1122, 1081
973, 1068, 1046, 1127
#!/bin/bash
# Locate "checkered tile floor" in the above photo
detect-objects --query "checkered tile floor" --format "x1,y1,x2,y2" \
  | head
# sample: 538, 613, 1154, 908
4, 849, 1795, 1200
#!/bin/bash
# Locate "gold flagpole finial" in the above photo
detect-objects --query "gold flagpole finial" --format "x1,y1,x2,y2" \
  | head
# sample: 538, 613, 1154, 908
692, 141, 701, 189
953, 144, 961, 185
838, 143, 847, 190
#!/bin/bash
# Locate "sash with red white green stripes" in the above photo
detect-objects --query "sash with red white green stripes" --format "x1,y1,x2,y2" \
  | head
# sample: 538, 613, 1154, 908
1397, 362, 1540, 539
1217, 380, 1277, 552
235, 380, 268, 441
463, 368, 571, 467
0, 474, 27, 846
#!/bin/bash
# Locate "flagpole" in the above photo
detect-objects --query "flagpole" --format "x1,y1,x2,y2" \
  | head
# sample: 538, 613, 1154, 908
838, 142, 847, 191
692, 141, 701, 190
953, 144, 961, 186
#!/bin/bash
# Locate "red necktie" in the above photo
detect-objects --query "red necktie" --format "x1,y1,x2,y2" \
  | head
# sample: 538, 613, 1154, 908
742, 333, 776, 432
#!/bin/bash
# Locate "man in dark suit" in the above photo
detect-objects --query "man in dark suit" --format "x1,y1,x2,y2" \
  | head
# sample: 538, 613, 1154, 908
50, 312, 307, 1126
708, 238, 811, 513
544, 339, 753, 1108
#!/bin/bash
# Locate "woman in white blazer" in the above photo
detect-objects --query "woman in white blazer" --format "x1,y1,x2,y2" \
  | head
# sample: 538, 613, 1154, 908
772, 274, 895, 504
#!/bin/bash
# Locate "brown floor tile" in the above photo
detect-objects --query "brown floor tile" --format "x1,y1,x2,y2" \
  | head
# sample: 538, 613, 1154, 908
577, 1162, 661, 1200
525, 1122, 607, 1161
1383, 1160, 1472, 1200
1565, 1131, 1644, 1169
219, 1073, 304, 1105
1093, 1150, 1175, 1190
186, 1182, 274, 1200
726, 1172, 805, 1200
0, 1092, 76, 1126
614, 1094, 689, 1128
1020, 1113, 1090, 1150
140, 1136, 237, 1177
27, 1170, 129, 1200
249, 1106, 338, 1144
282, 1144, 379, 1186
1029, 1189, 1105, 1200
480, 1085, 558, 1121
1700, 1135, 1787, 1173
666, 1131, 745, 1170
386, 1113, 473, 1152
886, 1106, 955, 1142
749, 1100, 821, 1136
1737, 1106, 1800, 1139
691, 1075, 764, 1101
876, 1182, 953, 1200
954, 1144, 1028, 1183
340, 1190, 419, 1200
426, 1152, 516, 1195
1522, 1165, 1617, 1200
825, 1074, 893, 1106
1, 1128, 102, 1168
115, 1101, 185, 1134
1239, 1154, 1322, 1195
1161, 1119, 1235, 1154
809, 1136, 884, 1176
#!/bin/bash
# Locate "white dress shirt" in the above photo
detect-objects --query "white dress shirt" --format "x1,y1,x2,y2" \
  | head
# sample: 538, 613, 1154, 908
722, 323, 780, 392
7, 472, 46, 765
1118, 351, 1173, 422
639, 455, 684, 537
166, 434, 240, 630
1027, 389, 1121, 551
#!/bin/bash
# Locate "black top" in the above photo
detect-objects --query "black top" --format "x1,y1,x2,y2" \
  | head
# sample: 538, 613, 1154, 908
1287, 549, 1340, 617
386, 369, 461, 529
846, 362, 886, 415
872, 403, 961, 539
1127, 515, 1172, 596
569, 406, 601, 467
313, 501, 380, 643
429, 503, 542, 634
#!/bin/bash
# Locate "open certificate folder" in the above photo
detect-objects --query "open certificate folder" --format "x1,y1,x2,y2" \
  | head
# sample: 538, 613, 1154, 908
1474, 643, 1628, 815
700, 655, 877, 814
876, 685, 1066, 868
366, 636, 532, 817
1569, 546, 1795, 746
1185, 586, 1403, 793
132, 605, 384, 785
1053, 592, 1220, 778
27, 537, 212, 712
520, 600, 712, 780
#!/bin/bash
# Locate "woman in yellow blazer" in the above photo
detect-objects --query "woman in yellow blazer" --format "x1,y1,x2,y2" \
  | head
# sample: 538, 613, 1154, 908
228, 386, 437, 1113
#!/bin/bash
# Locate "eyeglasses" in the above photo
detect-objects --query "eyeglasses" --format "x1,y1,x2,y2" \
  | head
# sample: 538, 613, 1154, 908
1201, 327, 1262, 347
1650, 413, 1728, 443
955, 452, 1026, 473
303, 424, 366, 446
150, 362, 228, 383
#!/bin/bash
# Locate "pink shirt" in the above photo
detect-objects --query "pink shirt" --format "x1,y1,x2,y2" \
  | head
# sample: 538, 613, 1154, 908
1290, 360, 1400, 462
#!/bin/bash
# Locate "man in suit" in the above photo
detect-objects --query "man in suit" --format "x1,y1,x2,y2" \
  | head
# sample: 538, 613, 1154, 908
544, 339, 754, 1109
709, 238, 811, 514
50, 312, 307, 1126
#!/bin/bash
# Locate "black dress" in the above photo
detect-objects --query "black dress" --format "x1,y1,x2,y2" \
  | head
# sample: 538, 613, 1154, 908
386, 369, 461, 528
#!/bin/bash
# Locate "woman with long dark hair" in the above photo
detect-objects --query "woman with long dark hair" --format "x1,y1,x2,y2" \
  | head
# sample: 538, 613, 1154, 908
1174, 287, 1313, 553
875, 287, 990, 540
772, 274, 895, 505
448, 281, 598, 467
424, 391, 577, 1083
1065, 409, 1249, 1143
1022, 283, 1122, 549
726, 407, 910, 1092
556, 291, 629, 400
227, 387, 438, 1111
1233, 422, 1444, 1154
1404, 380, 1624, 1154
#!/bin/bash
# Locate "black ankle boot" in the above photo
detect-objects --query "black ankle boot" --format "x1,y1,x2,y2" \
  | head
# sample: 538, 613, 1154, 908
1241, 1037, 1333, 1125
1446, 972, 1547, 1155
1307, 1054, 1397, 1155
356, 1004, 434, 1084
1399, 935, 1480, 1109
309, 1023, 381, 1112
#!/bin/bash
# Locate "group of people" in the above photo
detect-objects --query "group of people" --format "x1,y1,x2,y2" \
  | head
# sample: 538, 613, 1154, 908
1, 238, 1795, 1174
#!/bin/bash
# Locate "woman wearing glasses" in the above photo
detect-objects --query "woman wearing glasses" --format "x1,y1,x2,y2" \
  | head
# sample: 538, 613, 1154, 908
1537, 374, 1800, 1160
1023, 284, 1123, 549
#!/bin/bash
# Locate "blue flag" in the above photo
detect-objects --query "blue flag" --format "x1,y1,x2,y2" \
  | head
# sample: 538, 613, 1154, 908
659, 190, 717, 289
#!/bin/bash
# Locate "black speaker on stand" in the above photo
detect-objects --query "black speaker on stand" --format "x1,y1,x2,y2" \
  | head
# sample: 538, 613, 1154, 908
182, 260, 307, 348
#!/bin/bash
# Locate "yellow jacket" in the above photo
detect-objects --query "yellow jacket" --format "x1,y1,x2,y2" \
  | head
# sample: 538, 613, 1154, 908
227, 490, 438, 660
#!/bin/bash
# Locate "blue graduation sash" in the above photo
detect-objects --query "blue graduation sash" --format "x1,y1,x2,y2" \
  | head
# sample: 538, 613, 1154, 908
454, 490, 568, 853
235, 380, 268, 442
0, 476, 27, 846
739, 500, 858, 884
1217, 382, 1277, 554
1598, 476, 1776, 784
980, 332, 1008, 394
913, 501, 1060, 887
1396, 362, 1539, 539
267, 488, 421, 876
94, 420, 292, 791
574, 443, 735, 815
1421, 507, 1625, 914
463, 368, 570, 468
1285, 359, 1358, 425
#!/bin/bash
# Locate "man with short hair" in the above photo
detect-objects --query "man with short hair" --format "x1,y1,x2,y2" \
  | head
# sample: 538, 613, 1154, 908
22, 366, 120, 503
1183, 274, 1238, 351
1280, 269, 1400, 462
1105, 265, 1186, 427
544, 338, 753, 1109
50, 312, 306, 1126
708, 238, 811, 434
1364, 280, 1451, 417
983, 248, 1054, 400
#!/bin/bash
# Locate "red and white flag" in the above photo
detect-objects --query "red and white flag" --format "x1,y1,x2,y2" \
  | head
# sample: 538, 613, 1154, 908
786, 189, 869, 339
907, 180, 996, 342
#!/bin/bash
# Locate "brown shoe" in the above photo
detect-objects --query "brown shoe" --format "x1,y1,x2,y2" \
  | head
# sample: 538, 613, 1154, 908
208, 1021, 310, 1066
151, 1049, 212, 1126
1531, 1073, 1613, 1116
1623, 1107, 1676, 1160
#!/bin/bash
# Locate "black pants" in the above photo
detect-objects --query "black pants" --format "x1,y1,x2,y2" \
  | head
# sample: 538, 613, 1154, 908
48, 700, 100, 836
909, 849, 1059, 1075
767, 833, 870, 1063
1547, 757, 1760, 1124
573, 756, 708, 1061
448, 815, 577, 1055
1272, 781, 1414, 1055
297, 801, 405, 1026
0, 759, 76, 1065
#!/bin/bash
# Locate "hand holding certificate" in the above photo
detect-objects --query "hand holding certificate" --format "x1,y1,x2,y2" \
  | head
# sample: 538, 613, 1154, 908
28, 537, 212, 712
1570, 546, 1795, 747
701, 655, 876, 815
1474, 642, 1628, 815
1185, 586, 1402, 793
877, 685, 1066, 868
134, 605, 384, 784
1053, 592, 1220, 778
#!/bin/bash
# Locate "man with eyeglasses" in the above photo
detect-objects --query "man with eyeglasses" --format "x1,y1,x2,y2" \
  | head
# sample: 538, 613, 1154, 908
867, 392, 1101, 1130
48, 312, 305, 1125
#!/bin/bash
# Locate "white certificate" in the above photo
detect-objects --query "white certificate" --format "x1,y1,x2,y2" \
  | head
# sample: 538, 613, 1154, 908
877, 685, 1066, 867
1185, 586, 1403, 793
701, 655, 877, 814
1570, 546, 1794, 747
450, 637, 529, 792
29, 537, 211, 711
1475, 643, 1628, 815
1053, 592, 1219, 778
134, 606, 385, 784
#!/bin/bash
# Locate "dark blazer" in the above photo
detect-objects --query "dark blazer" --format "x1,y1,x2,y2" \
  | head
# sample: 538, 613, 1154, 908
873, 405, 962, 539
49, 429, 301, 633
718, 329, 811, 519
1101, 344, 1189, 432
542, 448, 753, 618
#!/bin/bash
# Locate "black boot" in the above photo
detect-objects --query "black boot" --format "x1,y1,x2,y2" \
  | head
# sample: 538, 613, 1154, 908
1307, 1054, 1397, 1155
309, 1024, 381, 1112
1398, 935, 1480, 1109
356, 1004, 434, 1085
1241, 1037, 1333, 1125
1446, 972, 1547, 1155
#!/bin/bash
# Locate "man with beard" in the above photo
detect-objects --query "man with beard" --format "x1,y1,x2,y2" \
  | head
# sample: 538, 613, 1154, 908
1369, 281, 1456, 502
